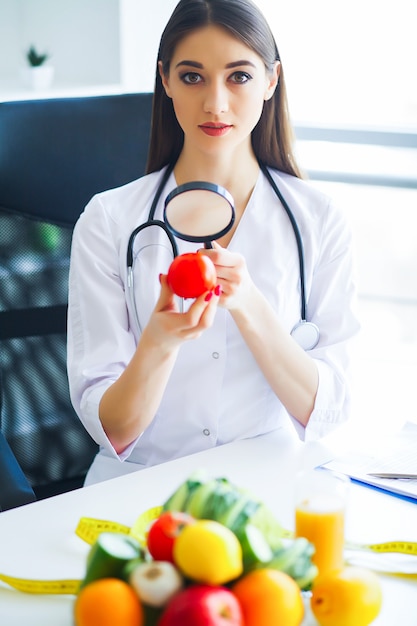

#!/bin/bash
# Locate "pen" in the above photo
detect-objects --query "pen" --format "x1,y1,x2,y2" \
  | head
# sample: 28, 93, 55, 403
367, 473, 417, 480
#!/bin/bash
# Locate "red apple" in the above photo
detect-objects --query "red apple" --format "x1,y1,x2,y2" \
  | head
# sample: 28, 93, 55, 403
158, 584, 243, 626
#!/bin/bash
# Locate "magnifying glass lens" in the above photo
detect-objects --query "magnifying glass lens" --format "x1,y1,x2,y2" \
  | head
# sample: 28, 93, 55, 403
164, 183, 235, 244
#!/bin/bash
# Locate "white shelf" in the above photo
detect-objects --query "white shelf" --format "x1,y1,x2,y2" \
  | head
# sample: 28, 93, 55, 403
0, 82, 135, 103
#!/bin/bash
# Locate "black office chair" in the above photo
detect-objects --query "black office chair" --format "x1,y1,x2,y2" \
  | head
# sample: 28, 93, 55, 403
0, 427, 36, 511
0, 92, 153, 502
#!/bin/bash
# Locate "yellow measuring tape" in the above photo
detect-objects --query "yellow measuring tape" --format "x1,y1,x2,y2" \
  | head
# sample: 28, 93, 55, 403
74, 506, 163, 546
1, 508, 417, 595
0, 507, 163, 595
74, 517, 131, 545
0, 574, 80, 595
346, 540, 417, 557
281, 529, 417, 557
0, 516, 135, 596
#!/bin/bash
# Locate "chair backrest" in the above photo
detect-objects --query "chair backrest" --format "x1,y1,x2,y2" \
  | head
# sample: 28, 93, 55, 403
0, 92, 153, 500
0, 428, 36, 511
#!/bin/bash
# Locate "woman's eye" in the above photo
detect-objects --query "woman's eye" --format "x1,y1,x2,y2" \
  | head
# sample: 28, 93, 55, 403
181, 72, 202, 84
230, 71, 252, 84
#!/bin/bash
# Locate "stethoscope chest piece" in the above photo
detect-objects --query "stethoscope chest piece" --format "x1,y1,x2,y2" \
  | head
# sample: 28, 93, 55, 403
291, 320, 320, 351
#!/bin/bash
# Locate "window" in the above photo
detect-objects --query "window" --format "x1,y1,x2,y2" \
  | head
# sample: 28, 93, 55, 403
258, 0, 417, 128
258, 0, 417, 438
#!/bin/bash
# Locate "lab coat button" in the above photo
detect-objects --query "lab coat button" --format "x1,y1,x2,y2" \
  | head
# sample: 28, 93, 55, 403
212, 352, 220, 359
203, 428, 210, 436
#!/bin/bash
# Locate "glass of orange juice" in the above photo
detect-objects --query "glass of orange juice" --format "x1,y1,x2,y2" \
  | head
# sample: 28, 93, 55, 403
295, 469, 350, 575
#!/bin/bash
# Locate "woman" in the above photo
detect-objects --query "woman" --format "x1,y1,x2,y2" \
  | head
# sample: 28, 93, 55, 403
67, 0, 359, 485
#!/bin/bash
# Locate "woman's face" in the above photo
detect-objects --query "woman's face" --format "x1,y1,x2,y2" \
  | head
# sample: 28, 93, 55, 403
160, 25, 279, 160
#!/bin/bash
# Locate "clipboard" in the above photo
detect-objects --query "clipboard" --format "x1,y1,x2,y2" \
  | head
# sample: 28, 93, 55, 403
320, 422, 417, 502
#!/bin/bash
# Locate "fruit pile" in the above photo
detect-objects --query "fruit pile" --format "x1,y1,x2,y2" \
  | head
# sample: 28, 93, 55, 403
73, 472, 383, 626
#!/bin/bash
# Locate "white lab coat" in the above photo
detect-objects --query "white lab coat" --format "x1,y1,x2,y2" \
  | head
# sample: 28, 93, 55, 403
67, 167, 360, 484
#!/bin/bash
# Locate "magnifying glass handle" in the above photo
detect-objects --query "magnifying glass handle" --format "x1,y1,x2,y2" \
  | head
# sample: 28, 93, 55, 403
204, 241, 213, 249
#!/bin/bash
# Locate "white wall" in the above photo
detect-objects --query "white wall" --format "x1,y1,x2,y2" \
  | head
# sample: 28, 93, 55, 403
120, 0, 177, 92
0, 0, 121, 90
0, 0, 415, 123
0, 0, 21, 83
0, 0, 180, 96
0, 0, 183, 95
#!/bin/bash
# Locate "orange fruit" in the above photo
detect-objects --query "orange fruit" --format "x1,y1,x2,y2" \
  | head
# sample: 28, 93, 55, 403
74, 577, 143, 626
311, 566, 383, 626
231, 568, 304, 626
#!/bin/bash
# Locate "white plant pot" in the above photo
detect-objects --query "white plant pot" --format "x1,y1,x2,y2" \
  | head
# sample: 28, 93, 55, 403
21, 65, 55, 91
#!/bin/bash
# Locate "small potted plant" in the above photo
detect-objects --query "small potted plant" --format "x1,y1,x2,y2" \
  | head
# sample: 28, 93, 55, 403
22, 45, 54, 90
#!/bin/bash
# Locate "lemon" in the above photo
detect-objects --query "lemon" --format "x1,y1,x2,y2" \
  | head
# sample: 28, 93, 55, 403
173, 519, 243, 585
311, 566, 383, 626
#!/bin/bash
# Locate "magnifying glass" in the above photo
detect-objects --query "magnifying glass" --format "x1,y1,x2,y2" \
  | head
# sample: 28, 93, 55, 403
163, 181, 235, 248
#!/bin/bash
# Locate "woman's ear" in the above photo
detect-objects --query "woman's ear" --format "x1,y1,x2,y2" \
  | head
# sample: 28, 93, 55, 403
264, 61, 281, 101
158, 60, 172, 98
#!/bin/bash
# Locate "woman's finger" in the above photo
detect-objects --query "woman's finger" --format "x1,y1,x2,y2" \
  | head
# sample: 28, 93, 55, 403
155, 273, 177, 312
179, 289, 220, 332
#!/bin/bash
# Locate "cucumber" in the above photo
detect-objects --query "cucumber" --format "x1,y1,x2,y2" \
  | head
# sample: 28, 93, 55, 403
80, 532, 142, 589
228, 498, 260, 535
293, 563, 319, 591
235, 524, 273, 571
184, 479, 220, 518
247, 503, 284, 551
161, 472, 284, 554
142, 605, 163, 626
199, 479, 242, 523
163, 473, 261, 534
163, 471, 207, 512
162, 481, 190, 512
267, 538, 309, 572
264, 537, 318, 590
159, 472, 316, 589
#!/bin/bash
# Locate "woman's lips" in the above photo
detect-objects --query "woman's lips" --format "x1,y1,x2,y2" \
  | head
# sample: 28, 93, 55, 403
199, 123, 232, 137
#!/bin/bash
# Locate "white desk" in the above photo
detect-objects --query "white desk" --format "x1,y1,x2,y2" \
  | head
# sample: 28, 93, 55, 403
0, 429, 416, 625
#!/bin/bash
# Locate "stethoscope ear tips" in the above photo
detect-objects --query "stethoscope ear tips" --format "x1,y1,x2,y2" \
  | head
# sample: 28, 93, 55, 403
291, 320, 320, 351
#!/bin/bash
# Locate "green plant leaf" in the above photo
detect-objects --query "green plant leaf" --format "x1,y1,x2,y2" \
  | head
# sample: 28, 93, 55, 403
27, 45, 49, 67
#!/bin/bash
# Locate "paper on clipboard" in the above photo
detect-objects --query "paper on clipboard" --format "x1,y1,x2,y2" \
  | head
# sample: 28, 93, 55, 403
320, 422, 417, 501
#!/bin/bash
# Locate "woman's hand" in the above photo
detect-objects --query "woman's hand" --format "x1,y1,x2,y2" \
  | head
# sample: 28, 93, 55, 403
200, 245, 318, 428
100, 273, 220, 451
142, 273, 220, 351
199, 242, 255, 312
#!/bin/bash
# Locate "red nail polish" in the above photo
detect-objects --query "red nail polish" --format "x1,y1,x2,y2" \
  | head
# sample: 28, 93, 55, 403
214, 284, 222, 296
204, 291, 213, 302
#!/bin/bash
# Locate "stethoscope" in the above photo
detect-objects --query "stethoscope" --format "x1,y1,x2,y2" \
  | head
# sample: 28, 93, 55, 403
127, 161, 320, 350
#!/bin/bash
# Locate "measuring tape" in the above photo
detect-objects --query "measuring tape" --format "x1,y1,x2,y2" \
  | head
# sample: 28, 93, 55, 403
75, 517, 131, 545
0, 574, 80, 595
75, 506, 162, 546
346, 540, 417, 557
0, 507, 163, 595
281, 528, 417, 557
1, 510, 417, 595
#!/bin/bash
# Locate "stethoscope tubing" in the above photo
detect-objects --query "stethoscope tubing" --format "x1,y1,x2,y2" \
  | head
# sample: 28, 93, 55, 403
126, 161, 319, 348
127, 218, 178, 269
259, 162, 307, 322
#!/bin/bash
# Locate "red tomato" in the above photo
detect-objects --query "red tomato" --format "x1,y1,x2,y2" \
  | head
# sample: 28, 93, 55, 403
167, 252, 217, 299
147, 512, 195, 563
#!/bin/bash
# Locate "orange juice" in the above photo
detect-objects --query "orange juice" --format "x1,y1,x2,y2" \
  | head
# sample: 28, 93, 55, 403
295, 496, 345, 574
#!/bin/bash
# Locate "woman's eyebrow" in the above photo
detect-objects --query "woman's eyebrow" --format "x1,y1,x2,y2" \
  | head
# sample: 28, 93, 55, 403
175, 60, 203, 69
225, 60, 256, 69
174, 59, 256, 70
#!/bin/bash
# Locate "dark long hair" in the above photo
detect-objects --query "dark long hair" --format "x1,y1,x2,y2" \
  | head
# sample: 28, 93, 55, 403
146, 0, 303, 178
